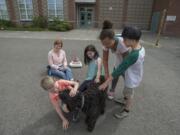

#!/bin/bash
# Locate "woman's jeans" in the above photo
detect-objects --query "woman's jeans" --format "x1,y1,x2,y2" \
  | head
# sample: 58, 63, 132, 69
48, 66, 73, 80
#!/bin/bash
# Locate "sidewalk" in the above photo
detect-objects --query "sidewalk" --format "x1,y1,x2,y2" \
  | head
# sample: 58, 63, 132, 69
1, 29, 179, 48
0, 29, 154, 40
0, 29, 101, 40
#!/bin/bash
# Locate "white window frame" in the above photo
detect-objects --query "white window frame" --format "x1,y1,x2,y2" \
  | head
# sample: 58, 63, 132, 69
48, 0, 64, 20
18, 0, 33, 21
0, 0, 9, 20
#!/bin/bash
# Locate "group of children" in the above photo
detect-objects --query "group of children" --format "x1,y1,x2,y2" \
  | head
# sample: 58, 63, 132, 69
40, 20, 145, 130
41, 43, 103, 129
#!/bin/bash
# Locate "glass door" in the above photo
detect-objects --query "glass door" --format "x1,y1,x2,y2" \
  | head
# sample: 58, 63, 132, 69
79, 7, 93, 28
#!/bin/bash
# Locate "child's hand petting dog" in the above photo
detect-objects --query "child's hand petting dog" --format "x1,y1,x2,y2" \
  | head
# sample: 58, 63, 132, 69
99, 75, 113, 90
69, 90, 76, 97
99, 82, 108, 90
95, 78, 100, 83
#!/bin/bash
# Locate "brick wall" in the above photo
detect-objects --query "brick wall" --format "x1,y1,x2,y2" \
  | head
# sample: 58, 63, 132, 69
32, 0, 48, 17
6, 0, 16, 22
153, 0, 169, 11
6, 0, 20, 23
41, 0, 48, 17
98, 0, 153, 30
68, 0, 76, 27
5, 0, 157, 31
63, 0, 69, 20
153, 0, 180, 36
125, 0, 154, 30
32, 0, 39, 17
99, 0, 124, 29
163, 0, 180, 36
12, 0, 20, 23
94, 0, 100, 27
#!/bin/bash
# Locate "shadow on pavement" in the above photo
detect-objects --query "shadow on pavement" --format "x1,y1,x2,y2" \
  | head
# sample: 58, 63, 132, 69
21, 101, 123, 135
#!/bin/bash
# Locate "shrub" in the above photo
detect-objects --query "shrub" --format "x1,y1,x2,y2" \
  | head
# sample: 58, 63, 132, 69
5, 27, 45, 31
48, 18, 72, 31
0, 19, 15, 28
32, 16, 48, 28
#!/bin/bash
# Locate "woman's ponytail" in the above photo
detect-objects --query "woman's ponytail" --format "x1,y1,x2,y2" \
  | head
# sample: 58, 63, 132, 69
102, 20, 113, 30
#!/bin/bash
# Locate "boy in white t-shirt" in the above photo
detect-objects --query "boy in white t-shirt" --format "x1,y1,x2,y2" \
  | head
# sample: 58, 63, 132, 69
99, 26, 145, 119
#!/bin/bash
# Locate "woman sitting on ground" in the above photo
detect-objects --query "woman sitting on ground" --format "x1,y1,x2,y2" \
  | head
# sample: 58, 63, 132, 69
48, 39, 74, 80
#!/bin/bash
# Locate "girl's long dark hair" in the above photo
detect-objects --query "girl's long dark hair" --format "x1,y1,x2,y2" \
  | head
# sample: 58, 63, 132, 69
84, 45, 99, 65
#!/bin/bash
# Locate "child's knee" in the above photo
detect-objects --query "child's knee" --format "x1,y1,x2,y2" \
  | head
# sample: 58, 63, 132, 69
123, 87, 134, 99
65, 67, 71, 72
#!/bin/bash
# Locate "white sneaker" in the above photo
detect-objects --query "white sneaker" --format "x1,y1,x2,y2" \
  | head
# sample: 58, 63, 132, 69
114, 110, 129, 119
107, 92, 115, 100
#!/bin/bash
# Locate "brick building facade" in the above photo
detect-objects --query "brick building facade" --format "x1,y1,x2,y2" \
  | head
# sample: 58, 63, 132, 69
0, 0, 179, 36
152, 0, 180, 36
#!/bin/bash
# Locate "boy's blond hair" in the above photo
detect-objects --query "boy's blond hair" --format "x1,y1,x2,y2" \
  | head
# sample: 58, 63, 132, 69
40, 76, 54, 91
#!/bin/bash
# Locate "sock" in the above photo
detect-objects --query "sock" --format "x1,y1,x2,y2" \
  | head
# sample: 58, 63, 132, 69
124, 109, 130, 113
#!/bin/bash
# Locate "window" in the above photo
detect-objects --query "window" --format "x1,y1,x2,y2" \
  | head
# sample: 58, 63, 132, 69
0, 0, 9, 20
48, 0, 64, 20
18, 0, 33, 20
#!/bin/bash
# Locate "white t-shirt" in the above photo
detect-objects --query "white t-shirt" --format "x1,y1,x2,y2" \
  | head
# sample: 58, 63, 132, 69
103, 37, 129, 68
125, 47, 145, 88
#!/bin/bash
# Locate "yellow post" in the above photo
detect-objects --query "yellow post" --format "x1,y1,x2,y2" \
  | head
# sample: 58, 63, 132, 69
155, 9, 167, 47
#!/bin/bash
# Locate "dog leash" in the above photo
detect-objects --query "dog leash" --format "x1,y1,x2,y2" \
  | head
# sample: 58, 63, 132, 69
81, 94, 85, 109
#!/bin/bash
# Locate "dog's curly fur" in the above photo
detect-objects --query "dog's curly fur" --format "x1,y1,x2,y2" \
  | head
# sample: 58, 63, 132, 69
59, 76, 107, 132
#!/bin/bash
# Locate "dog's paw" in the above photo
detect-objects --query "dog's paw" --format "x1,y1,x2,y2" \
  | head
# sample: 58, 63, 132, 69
87, 127, 94, 132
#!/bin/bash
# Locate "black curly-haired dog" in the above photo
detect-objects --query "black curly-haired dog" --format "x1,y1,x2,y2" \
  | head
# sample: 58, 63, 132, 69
59, 76, 107, 132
